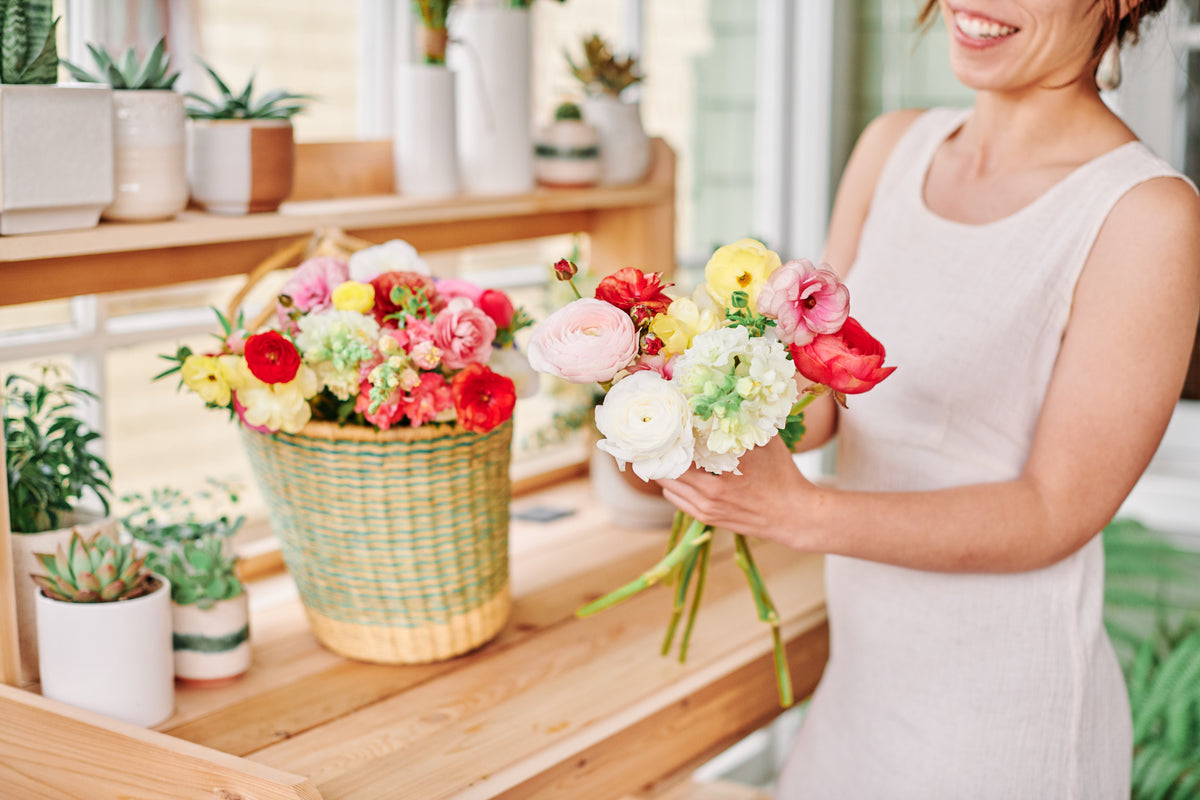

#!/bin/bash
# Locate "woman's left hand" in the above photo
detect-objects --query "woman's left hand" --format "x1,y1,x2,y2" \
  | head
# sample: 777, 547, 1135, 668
656, 437, 820, 549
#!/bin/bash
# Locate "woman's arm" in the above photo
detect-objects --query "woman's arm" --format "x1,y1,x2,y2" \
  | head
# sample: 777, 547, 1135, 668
662, 175, 1200, 573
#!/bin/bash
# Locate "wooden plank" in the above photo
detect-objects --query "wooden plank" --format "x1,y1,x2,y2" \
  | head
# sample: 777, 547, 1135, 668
590, 139, 677, 275
0, 684, 322, 800
292, 141, 394, 201
0, 409, 19, 687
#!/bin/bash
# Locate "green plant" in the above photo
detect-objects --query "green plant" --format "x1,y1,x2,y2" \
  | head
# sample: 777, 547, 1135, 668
31, 531, 155, 603
413, 0, 454, 64
153, 534, 242, 609
4, 366, 112, 534
554, 101, 583, 121
119, 479, 244, 550
0, 0, 59, 85
185, 60, 311, 120
61, 37, 179, 90
565, 34, 642, 98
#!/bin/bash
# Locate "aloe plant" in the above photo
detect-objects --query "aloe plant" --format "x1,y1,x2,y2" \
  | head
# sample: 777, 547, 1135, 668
31, 531, 156, 603
565, 34, 643, 98
185, 60, 310, 120
0, 0, 58, 85
153, 535, 242, 609
61, 38, 179, 90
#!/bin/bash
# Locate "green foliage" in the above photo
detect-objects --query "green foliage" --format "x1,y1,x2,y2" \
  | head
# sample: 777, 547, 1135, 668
119, 479, 244, 550
153, 535, 242, 609
61, 38, 179, 90
554, 101, 583, 122
0, 0, 58, 85
185, 60, 311, 120
4, 366, 112, 533
565, 34, 642, 98
31, 531, 154, 603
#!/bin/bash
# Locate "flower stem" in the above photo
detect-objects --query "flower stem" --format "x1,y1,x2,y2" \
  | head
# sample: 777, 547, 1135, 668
733, 533, 794, 708
661, 537, 701, 656
577, 518, 711, 618
677, 536, 712, 663
793, 391, 818, 414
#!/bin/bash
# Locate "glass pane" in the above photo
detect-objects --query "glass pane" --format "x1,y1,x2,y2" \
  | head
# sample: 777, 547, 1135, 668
0, 300, 74, 335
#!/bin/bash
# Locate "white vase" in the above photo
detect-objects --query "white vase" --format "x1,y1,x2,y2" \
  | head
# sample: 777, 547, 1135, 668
9, 511, 119, 686
582, 95, 652, 186
187, 118, 295, 215
0, 84, 113, 234
589, 446, 678, 529
448, 6, 534, 195
394, 63, 459, 198
36, 576, 175, 727
535, 118, 602, 188
172, 593, 251, 686
104, 90, 188, 222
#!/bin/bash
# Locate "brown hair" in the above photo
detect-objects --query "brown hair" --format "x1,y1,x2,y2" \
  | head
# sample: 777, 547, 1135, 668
915, 0, 1170, 58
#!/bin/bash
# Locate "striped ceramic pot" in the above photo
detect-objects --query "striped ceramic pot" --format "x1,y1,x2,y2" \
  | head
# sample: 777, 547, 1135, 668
187, 119, 295, 215
171, 593, 251, 686
534, 119, 601, 188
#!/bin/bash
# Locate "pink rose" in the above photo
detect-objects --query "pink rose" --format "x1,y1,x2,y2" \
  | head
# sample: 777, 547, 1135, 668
526, 298, 639, 383
435, 278, 484, 305
623, 353, 674, 381
790, 317, 896, 395
276, 257, 350, 326
432, 298, 497, 370
758, 259, 849, 347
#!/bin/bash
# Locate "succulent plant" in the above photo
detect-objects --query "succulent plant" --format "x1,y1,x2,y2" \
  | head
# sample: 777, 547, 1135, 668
565, 34, 643, 98
185, 59, 311, 120
153, 535, 242, 609
120, 480, 244, 551
554, 101, 583, 121
61, 38, 179, 90
0, 0, 59, 85
31, 531, 156, 603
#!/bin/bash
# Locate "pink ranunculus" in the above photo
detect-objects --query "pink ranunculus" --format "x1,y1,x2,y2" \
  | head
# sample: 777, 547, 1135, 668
432, 298, 497, 370
478, 289, 515, 330
526, 298, 639, 384
758, 259, 850, 347
392, 316, 435, 353
275, 257, 350, 326
624, 353, 674, 381
435, 278, 485, 305
790, 317, 896, 395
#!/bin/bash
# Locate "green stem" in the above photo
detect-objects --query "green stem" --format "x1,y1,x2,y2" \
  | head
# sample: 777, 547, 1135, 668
577, 519, 711, 618
733, 534, 794, 708
661, 539, 701, 656
567, 277, 583, 300
792, 391, 818, 415
678, 536, 712, 663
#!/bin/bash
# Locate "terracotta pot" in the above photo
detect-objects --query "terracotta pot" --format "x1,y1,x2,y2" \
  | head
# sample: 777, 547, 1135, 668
104, 90, 188, 221
187, 118, 295, 215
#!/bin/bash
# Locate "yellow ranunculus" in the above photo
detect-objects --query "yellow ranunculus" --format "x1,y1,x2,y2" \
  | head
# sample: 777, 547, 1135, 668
703, 238, 782, 312
217, 355, 262, 393
181, 355, 231, 407
332, 280, 376, 313
650, 298, 720, 357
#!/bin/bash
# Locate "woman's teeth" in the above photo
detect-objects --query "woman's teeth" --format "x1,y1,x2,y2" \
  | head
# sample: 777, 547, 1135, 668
954, 12, 1017, 39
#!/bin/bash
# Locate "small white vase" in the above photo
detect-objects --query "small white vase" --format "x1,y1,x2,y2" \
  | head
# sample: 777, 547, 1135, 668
172, 593, 251, 686
448, 6, 534, 195
589, 446, 678, 529
394, 63, 459, 198
9, 511, 119, 686
36, 576, 175, 727
535, 118, 601, 188
104, 90, 188, 222
187, 118, 295, 215
582, 94, 651, 186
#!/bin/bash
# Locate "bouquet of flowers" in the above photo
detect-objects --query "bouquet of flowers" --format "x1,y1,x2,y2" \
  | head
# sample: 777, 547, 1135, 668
526, 238, 895, 706
160, 238, 537, 435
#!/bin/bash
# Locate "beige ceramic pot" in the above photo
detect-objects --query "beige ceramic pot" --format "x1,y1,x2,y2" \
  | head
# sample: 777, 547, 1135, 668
104, 89, 188, 221
187, 118, 295, 215
172, 593, 251, 686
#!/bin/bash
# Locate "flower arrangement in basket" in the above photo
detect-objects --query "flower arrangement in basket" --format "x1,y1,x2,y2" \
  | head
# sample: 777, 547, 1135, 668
528, 239, 895, 705
157, 230, 536, 664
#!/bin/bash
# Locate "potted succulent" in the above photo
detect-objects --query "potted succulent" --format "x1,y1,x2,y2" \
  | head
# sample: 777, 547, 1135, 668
185, 61, 311, 215
119, 479, 245, 558
152, 535, 250, 686
31, 531, 174, 727
4, 367, 116, 685
61, 38, 188, 222
395, 0, 459, 198
566, 33, 650, 186
0, 0, 113, 234
534, 102, 601, 188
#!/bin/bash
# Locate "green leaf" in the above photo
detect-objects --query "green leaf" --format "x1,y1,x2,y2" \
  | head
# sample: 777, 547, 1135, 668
130, 38, 165, 88
60, 57, 99, 83
14, 17, 57, 85
2, 0, 29, 82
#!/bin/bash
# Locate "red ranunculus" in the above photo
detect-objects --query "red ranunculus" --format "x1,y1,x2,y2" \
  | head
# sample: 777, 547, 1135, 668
451, 364, 516, 434
243, 331, 301, 384
370, 270, 445, 325
790, 317, 895, 394
594, 268, 673, 316
478, 289, 515, 329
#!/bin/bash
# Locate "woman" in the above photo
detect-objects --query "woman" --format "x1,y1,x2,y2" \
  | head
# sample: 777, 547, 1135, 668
659, 1, 1200, 797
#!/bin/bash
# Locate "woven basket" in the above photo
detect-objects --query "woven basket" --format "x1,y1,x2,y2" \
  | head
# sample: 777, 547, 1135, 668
242, 418, 513, 663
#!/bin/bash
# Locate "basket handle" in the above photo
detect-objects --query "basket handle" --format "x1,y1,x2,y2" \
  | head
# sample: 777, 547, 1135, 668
225, 227, 381, 333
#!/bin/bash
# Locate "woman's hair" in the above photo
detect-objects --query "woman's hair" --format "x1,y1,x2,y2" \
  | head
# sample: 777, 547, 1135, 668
915, 0, 1170, 57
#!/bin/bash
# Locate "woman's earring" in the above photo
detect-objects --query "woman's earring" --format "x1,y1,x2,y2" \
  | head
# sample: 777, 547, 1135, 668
1096, 39, 1122, 91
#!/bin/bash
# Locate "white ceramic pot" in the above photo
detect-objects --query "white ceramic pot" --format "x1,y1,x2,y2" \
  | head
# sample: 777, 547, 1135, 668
582, 95, 652, 186
394, 64, 459, 198
187, 118, 295, 215
9, 511, 118, 686
535, 119, 601, 188
36, 576, 175, 727
589, 446, 678, 529
172, 593, 251, 686
104, 90, 188, 221
448, 6, 534, 195
0, 84, 113, 234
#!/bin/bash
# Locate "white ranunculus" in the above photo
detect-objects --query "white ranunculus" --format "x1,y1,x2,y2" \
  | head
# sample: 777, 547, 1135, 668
348, 239, 431, 283
594, 371, 695, 482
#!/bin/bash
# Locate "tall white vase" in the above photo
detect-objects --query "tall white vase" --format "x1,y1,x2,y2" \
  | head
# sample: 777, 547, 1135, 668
104, 90, 188, 221
394, 63, 459, 198
582, 95, 652, 186
447, 6, 534, 195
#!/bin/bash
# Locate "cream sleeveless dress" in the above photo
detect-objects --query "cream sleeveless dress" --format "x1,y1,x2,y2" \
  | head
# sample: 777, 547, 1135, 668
773, 107, 1193, 799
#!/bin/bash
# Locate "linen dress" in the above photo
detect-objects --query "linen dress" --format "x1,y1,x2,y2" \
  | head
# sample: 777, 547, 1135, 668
773, 107, 1192, 799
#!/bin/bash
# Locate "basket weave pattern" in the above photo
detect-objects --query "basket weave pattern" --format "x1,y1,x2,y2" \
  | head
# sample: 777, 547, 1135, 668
242, 418, 512, 664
